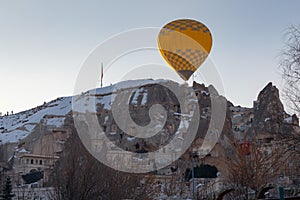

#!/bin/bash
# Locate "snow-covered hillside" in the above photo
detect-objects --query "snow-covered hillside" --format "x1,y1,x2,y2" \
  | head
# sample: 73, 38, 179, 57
73, 79, 166, 113
0, 79, 168, 145
0, 97, 72, 144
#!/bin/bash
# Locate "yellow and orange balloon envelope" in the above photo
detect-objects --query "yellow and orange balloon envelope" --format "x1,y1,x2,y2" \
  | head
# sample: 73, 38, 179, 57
158, 19, 212, 81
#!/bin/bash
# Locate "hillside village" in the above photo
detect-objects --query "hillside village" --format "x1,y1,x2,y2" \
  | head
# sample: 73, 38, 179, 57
0, 79, 299, 199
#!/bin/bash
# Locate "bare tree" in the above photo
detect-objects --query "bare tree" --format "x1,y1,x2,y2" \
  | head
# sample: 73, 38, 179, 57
50, 129, 155, 200
226, 142, 290, 200
280, 25, 300, 117
156, 174, 186, 199
280, 25, 300, 159
196, 180, 218, 200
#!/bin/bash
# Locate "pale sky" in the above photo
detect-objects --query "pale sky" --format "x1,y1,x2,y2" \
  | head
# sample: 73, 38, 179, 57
1, 0, 299, 113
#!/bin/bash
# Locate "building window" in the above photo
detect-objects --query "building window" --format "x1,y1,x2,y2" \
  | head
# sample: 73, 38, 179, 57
31, 159, 33, 164
111, 124, 117, 132
40, 160, 43, 165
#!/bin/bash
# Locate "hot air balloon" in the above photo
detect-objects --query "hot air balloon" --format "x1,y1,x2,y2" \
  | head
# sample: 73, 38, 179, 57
158, 19, 212, 81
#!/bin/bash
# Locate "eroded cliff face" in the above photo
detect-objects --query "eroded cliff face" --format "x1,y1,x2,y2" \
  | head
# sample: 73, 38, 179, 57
254, 82, 285, 124
82, 80, 236, 176
97, 83, 182, 153
0, 96, 72, 162
1, 79, 299, 178
94, 81, 234, 155
245, 82, 299, 142
19, 113, 73, 156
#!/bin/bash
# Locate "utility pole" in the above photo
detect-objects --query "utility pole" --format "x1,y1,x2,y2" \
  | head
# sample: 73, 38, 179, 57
190, 151, 197, 199
191, 155, 195, 199
100, 62, 104, 88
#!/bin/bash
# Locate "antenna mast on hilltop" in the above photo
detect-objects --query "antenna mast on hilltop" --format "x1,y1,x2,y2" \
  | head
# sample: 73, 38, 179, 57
100, 62, 104, 88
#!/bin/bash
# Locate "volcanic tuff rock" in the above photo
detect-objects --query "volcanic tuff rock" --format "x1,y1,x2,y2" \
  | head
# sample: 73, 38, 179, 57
250, 82, 299, 138
0, 80, 299, 167
254, 82, 284, 124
